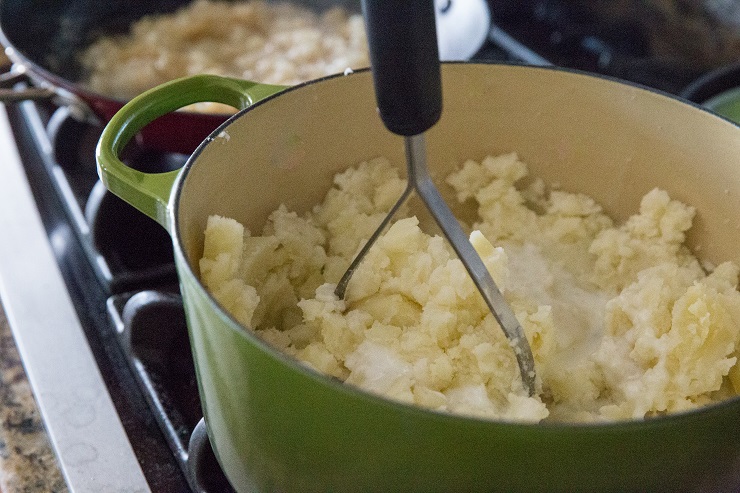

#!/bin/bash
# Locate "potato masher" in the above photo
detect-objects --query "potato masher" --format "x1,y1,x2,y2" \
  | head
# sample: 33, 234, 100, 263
335, 0, 537, 396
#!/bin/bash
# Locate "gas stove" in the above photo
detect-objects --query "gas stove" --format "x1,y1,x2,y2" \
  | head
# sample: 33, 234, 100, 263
0, 3, 735, 491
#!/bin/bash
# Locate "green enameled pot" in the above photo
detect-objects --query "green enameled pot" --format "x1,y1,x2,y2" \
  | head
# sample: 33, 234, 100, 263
97, 63, 740, 493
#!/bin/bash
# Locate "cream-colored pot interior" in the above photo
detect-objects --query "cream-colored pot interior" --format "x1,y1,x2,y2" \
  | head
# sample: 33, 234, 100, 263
177, 64, 740, 277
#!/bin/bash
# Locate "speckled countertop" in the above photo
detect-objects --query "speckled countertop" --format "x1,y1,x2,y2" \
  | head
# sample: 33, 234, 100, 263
0, 304, 67, 493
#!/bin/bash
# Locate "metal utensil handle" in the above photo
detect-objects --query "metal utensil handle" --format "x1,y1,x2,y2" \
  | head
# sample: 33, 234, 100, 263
406, 135, 536, 394
359, 0, 536, 395
361, 0, 442, 135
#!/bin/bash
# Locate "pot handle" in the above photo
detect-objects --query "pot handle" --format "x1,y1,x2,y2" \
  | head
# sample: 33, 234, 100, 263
96, 74, 286, 230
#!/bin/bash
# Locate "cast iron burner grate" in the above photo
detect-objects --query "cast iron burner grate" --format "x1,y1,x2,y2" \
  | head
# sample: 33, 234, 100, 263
107, 289, 233, 492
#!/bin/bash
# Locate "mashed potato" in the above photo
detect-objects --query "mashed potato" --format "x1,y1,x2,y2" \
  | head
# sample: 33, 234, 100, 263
80, 0, 368, 111
199, 153, 740, 422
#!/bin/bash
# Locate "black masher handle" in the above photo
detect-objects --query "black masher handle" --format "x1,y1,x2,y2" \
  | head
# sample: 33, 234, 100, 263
361, 0, 443, 136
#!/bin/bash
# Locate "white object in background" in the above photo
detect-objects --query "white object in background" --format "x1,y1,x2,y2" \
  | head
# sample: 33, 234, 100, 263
435, 0, 491, 60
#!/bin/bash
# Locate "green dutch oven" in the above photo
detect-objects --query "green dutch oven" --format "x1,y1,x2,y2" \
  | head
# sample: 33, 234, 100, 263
97, 63, 740, 493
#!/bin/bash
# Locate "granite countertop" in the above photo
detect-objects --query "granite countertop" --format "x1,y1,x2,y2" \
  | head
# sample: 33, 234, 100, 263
0, 304, 67, 493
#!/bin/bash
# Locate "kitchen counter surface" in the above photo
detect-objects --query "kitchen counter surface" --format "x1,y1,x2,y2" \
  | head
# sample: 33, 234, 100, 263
0, 304, 67, 493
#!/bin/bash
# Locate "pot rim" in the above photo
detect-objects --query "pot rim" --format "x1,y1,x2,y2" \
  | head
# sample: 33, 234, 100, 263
681, 61, 740, 105
170, 61, 740, 430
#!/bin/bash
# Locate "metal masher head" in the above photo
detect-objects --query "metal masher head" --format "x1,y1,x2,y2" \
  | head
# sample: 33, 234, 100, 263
334, 0, 537, 396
